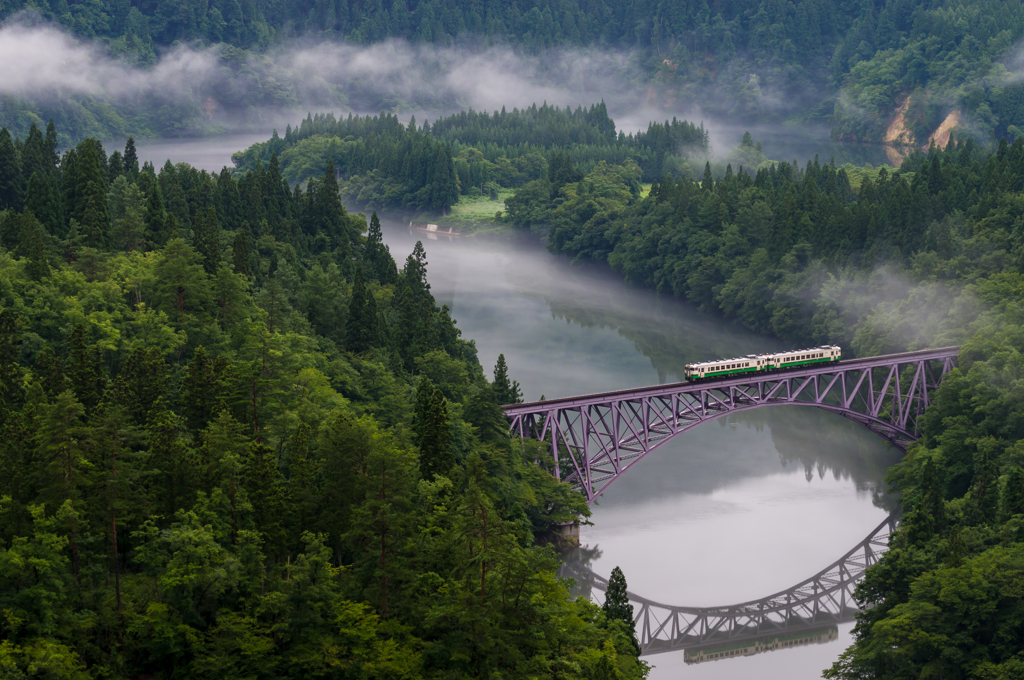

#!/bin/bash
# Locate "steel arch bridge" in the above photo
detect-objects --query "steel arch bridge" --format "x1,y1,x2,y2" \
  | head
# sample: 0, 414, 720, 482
504, 347, 959, 503
561, 513, 900, 656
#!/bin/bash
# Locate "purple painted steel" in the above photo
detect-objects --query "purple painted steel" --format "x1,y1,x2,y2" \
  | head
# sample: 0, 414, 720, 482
504, 347, 959, 503
562, 513, 900, 654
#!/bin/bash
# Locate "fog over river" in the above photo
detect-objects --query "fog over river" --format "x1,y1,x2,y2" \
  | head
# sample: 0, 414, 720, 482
155, 138, 901, 680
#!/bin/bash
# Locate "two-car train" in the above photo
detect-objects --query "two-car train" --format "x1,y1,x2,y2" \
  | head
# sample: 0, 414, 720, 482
683, 345, 842, 382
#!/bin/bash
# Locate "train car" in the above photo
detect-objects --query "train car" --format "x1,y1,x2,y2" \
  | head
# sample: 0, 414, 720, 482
767, 345, 841, 370
683, 345, 841, 382
683, 354, 769, 381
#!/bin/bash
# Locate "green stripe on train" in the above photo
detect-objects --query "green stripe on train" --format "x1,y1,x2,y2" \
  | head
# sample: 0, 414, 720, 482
704, 356, 837, 376
705, 366, 759, 377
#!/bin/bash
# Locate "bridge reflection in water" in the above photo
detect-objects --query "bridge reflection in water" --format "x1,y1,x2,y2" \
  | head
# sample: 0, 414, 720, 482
561, 513, 899, 660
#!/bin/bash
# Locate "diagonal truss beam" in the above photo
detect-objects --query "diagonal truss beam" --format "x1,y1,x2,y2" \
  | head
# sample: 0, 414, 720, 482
563, 513, 900, 655
506, 348, 959, 503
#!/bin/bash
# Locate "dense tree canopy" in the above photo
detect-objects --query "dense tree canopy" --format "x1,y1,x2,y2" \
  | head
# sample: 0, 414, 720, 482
0, 121, 649, 679
497, 129, 1024, 677
5, 0, 1024, 147
231, 106, 707, 212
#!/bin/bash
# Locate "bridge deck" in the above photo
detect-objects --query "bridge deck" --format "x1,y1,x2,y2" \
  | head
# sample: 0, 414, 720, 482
503, 346, 960, 414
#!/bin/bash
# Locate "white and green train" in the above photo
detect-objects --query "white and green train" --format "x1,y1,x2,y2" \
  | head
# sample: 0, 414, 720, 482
684, 345, 842, 382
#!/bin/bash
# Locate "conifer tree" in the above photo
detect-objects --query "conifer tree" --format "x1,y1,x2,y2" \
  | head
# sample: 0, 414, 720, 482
419, 389, 453, 480
218, 168, 242, 232
66, 324, 106, 410
24, 171, 63, 236
80, 183, 109, 248
159, 160, 191, 231
232, 228, 252, 278
33, 390, 89, 580
603, 566, 640, 654
108, 176, 146, 252
107, 150, 125, 184
412, 376, 435, 445
123, 136, 140, 178
970, 443, 1000, 524
21, 123, 47, 181
0, 310, 23, 424
492, 354, 522, 405
428, 145, 459, 213
346, 433, 417, 618
0, 127, 23, 211
346, 265, 376, 353
193, 207, 222, 274
43, 120, 59, 171
19, 210, 50, 281
72, 140, 110, 240
365, 211, 398, 283
1001, 467, 1024, 521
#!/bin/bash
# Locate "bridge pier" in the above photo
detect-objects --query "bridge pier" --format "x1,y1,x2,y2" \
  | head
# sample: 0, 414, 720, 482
557, 521, 581, 543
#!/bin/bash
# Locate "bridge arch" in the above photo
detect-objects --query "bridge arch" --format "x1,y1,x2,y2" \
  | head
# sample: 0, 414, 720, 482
561, 512, 899, 655
504, 348, 958, 503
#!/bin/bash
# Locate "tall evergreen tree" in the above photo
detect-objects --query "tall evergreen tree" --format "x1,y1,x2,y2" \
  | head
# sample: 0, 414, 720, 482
0, 310, 23, 424
603, 566, 640, 655
24, 171, 63, 236
365, 211, 398, 283
428, 145, 458, 213
418, 388, 452, 480
346, 265, 375, 353
193, 207, 222, 274
492, 354, 522, 405
19, 210, 50, 281
66, 324, 107, 411
123, 136, 140, 178
232, 228, 252, 278
0, 127, 23, 211
1001, 467, 1024, 521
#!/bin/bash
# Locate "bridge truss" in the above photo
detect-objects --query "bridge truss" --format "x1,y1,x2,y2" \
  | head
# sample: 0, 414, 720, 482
561, 513, 899, 655
505, 347, 958, 503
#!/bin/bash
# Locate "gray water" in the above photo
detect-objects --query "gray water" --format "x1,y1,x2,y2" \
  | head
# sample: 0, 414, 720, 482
152, 137, 901, 679
376, 223, 900, 680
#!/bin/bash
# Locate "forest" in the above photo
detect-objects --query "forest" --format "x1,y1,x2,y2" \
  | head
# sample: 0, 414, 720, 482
4, 0, 1024, 146
230, 104, 708, 212
0, 121, 649, 678
496, 131, 1024, 677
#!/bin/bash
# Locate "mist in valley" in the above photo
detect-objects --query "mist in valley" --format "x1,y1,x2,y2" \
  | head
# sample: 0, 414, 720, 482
0, 15, 892, 167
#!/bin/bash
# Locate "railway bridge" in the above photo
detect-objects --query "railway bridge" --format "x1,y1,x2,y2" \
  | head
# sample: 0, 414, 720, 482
562, 513, 900, 656
504, 347, 959, 503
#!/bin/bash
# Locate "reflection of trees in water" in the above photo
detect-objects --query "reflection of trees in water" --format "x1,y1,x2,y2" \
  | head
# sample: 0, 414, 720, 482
542, 286, 788, 382
540, 291, 900, 511
731, 408, 903, 512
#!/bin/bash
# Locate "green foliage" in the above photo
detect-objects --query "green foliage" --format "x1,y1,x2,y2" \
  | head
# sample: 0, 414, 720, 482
0, 121, 642, 680
233, 107, 709, 215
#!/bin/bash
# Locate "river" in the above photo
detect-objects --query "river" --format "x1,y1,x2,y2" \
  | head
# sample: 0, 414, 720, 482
374, 222, 900, 680
148, 137, 902, 680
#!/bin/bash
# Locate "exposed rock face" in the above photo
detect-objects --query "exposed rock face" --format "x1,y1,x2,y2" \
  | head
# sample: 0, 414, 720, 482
880, 94, 961, 162
885, 96, 913, 146
929, 110, 961, 149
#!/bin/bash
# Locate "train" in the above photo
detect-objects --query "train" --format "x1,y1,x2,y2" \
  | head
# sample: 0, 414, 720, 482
683, 345, 842, 382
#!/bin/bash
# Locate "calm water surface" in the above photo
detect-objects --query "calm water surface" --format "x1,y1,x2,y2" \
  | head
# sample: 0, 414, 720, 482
157, 136, 901, 680
375, 222, 900, 680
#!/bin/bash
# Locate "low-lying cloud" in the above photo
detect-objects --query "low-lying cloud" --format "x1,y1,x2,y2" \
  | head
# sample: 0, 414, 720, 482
1, 17, 862, 166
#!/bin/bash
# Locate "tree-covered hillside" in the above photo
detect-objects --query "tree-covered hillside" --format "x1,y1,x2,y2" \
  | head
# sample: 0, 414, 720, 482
230, 105, 708, 212
0, 122, 649, 678
4, 0, 1024, 146
499, 132, 1024, 677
